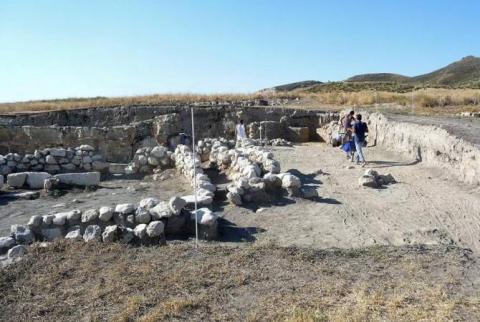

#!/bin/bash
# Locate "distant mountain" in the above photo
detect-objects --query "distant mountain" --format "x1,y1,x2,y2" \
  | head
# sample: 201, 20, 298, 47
263, 56, 480, 92
261, 80, 323, 92
346, 56, 480, 87
410, 56, 480, 86
346, 73, 410, 83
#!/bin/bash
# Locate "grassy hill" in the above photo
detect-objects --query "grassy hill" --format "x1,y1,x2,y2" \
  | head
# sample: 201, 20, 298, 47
261, 80, 323, 92
411, 56, 480, 87
346, 73, 410, 83
347, 56, 480, 88
266, 56, 480, 93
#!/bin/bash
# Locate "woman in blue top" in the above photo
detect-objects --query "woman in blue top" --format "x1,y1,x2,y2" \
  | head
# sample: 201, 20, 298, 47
353, 114, 368, 166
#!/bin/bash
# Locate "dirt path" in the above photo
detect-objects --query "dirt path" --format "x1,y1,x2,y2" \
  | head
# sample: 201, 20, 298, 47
221, 143, 480, 253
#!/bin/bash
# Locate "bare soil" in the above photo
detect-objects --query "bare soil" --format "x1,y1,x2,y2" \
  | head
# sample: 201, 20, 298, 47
220, 144, 480, 254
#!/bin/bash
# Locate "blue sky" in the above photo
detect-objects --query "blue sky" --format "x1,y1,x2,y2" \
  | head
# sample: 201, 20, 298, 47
1, 0, 479, 102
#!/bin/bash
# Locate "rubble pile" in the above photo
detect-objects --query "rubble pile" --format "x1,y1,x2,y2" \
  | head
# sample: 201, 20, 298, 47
125, 146, 173, 174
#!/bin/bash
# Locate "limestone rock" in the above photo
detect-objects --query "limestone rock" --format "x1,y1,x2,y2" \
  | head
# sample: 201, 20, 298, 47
98, 206, 114, 222
149, 201, 173, 219
0, 236, 16, 252
66, 209, 82, 222
52, 213, 67, 226
54, 172, 100, 186
8, 245, 27, 259
41, 227, 64, 241
45, 155, 57, 164
25, 172, 52, 189
135, 207, 151, 224
191, 208, 218, 226
139, 197, 159, 210
133, 224, 147, 240
281, 173, 301, 190
146, 221, 165, 237
151, 146, 167, 158
227, 191, 242, 205
78, 144, 94, 151
81, 209, 99, 223
102, 225, 118, 242
118, 226, 134, 243
6, 172, 27, 188
358, 175, 378, 188
169, 196, 187, 215
65, 228, 82, 240
27, 215, 43, 229
42, 215, 55, 226
48, 148, 67, 157
10, 224, 34, 244
180, 194, 213, 206
115, 203, 136, 215
83, 225, 102, 242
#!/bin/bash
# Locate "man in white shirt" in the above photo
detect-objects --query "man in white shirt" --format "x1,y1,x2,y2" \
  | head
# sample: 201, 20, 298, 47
236, 119, 246, 140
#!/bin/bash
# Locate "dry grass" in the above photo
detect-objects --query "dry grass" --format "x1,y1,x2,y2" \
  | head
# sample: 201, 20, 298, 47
1, 88, 479, 115
0, 93, 295, 114
1, 241, 479, 321
290, 88, 480, 110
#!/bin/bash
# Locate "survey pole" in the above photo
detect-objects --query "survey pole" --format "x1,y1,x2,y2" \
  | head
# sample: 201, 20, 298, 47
191, 107, 198, 248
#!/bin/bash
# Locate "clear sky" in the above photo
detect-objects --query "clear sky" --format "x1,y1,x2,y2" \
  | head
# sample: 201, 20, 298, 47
1, 0, 479, 102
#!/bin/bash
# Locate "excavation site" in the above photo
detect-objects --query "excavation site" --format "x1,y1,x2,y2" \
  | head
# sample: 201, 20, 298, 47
1, 102, 480, 320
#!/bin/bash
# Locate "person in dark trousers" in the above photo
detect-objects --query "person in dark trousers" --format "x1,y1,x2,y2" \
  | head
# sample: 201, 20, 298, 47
353, 114, 368, 166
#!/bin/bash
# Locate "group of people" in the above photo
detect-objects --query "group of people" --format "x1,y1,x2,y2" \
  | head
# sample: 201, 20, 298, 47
235, 115, 368, 167
340, 111, 369, 167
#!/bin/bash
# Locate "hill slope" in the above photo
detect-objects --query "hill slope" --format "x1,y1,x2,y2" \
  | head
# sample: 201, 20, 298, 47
411, 56, 480, 86
261, 80, 323, 92
346, 73, 410, 83
346, 56, 480, 87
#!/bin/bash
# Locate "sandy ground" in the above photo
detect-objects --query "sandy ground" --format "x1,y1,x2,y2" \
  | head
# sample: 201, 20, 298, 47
219, 143, 480, 253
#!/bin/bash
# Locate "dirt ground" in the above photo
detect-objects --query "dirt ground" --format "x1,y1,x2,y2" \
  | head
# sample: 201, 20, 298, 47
2, 143, 480, 255
219, 143, 480, 254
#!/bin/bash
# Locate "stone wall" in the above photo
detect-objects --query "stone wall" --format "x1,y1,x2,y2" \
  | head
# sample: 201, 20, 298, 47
0, 105, 337, 162
0, 145, 107, 176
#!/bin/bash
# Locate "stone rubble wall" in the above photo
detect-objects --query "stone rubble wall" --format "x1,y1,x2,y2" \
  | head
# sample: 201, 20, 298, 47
206, 138, 304, 205
0, 196, 219, 260
124, 146, 173, 174
173, 144, 216, 206
0, 145, 107, 177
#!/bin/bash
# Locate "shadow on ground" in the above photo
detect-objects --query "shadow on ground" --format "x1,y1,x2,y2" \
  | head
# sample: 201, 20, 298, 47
217, 217, 266, 242
368, 159, 420, 169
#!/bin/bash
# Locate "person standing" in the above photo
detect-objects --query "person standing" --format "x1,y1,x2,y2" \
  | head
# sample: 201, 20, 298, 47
353, 114, 368, 166
236, 119, 246, 140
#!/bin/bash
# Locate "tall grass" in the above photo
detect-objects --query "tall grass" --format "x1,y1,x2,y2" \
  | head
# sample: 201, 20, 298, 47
0, 88, 479, 114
